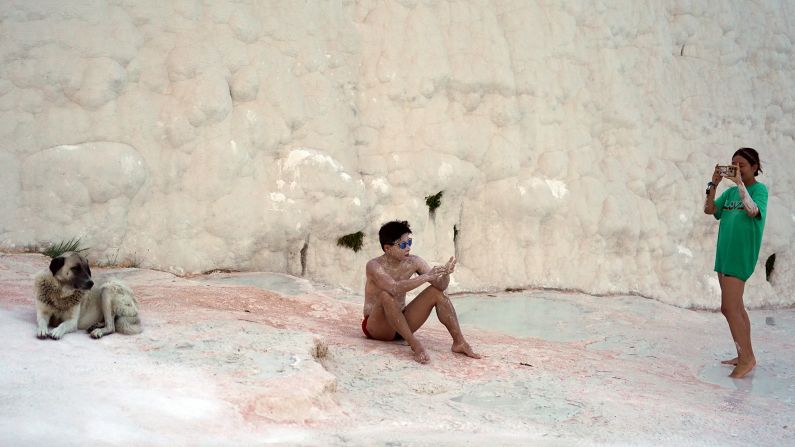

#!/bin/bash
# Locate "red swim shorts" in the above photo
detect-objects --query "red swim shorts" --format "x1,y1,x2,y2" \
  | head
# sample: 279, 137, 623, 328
361, 315, 403, 341
361, 315, 373, 339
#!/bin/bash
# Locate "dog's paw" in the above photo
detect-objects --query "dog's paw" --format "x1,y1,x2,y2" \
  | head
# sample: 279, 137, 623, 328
36, 328, 49, 339
49, 329, 64, 340
90, 329, 104, 339
87, 323, 105, 333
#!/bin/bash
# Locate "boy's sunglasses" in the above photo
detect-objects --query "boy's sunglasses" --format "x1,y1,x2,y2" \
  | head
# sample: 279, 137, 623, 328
394, 239, 412, 249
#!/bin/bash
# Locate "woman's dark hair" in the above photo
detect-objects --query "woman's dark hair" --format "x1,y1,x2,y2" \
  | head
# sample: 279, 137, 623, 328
379, 220, 411, 251
733, 147, 762, 176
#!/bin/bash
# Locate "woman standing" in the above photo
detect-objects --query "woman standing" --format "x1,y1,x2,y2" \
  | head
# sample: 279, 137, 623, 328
703, 147, 768, 378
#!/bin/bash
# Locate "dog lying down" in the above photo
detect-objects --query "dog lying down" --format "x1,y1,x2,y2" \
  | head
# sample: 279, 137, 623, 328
34, 251, 142, 340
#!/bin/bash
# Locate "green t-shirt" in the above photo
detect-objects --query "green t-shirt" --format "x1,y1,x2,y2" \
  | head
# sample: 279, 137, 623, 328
713, 182, 768, 281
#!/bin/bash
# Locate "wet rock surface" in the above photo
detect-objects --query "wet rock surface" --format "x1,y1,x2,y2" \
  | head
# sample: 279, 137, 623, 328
1, 253, 793, 446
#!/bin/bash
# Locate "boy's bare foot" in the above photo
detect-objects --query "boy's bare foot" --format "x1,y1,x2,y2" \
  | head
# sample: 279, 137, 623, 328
729, 358, 756, 378
721, 357, 739, 365
452, 341, 481, 359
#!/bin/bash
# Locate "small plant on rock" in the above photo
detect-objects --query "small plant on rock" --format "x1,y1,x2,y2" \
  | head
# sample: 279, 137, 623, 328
425, 191, 444, 214
337, 231, 364, 252
43, 238, 89, 259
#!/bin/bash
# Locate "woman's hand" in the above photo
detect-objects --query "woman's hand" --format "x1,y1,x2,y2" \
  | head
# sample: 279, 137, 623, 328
711, 165, 722, 186
727, 163, 742, 185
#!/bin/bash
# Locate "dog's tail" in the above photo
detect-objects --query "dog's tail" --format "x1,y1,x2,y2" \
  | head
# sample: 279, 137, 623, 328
104, 279, 143, 335
115, 315, 143, 335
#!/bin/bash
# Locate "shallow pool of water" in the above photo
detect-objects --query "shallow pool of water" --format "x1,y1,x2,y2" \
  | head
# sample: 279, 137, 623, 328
200, 272, 312, 296
453, 293, 592, 342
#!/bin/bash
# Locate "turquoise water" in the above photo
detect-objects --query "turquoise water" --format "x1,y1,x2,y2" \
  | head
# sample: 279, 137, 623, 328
197, 273, 795, 405
452, 291, 795, 404
452, 293, 591, 342
199, 272, 311, 296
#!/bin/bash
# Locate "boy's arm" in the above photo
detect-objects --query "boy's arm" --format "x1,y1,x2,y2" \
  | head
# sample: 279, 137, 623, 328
415, 256, 455, 291
366, 259, 443, 297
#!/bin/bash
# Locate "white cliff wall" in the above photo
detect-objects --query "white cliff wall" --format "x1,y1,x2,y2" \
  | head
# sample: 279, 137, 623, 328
1, 0, 793, 308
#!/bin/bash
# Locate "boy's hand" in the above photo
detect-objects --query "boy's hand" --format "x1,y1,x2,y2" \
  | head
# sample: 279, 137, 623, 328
425, 265, 447, 281
444, 256, 457, 275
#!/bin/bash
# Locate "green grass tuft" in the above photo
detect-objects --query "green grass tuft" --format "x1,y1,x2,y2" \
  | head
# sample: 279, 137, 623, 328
337, 231, 364, 252
42, 238, 89, 259
425, 191, 444, 213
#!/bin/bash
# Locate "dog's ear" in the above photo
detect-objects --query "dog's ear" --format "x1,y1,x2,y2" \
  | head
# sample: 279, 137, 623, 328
49, 256, 65, 275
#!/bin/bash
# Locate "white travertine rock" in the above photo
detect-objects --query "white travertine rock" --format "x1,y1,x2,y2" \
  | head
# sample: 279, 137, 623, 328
69, 58, 128, 109
0, 1, 794, 308
173, 72, 233, 127
227, 7, 261, 44
230, 66, 259, 102
0, 152, 20, 228
15, 142, 147, 243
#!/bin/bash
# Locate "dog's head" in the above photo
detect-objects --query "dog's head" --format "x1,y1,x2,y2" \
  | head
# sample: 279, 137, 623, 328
49, 252, 94, 291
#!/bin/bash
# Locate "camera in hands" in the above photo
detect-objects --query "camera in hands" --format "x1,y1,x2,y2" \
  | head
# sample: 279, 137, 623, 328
717, 165, 737, 178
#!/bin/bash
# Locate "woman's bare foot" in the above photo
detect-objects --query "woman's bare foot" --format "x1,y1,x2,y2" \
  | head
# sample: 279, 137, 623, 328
721, 357, 739, 365
729, 358, 756, 378
452, 341, 481, 359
